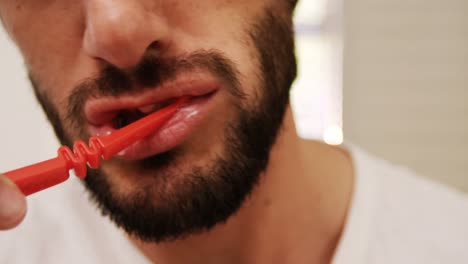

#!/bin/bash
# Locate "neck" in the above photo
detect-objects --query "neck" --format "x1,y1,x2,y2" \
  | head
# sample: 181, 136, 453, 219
130, 107, 354, 264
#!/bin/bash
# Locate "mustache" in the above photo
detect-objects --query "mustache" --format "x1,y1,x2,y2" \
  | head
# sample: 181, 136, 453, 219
65, 50, 245, 137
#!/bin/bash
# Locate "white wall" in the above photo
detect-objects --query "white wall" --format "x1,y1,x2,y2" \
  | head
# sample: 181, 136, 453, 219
343, 0, 468, 191
0, 28, 59, 173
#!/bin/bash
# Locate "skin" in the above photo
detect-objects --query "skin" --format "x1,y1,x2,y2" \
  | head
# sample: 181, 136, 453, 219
0, 175, 26, 230
0, 0, 354, 263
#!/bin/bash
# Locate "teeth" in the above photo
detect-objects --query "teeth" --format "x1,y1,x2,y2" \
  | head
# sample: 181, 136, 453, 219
137, 99, 175, 115
138, 104, 158, 114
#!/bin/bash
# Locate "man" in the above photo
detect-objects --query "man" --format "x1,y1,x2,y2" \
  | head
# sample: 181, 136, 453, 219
0, 0, 467, 263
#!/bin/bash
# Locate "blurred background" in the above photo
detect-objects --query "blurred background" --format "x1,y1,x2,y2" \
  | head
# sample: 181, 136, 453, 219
0, 0, 467, 192
293, 0, 467, 191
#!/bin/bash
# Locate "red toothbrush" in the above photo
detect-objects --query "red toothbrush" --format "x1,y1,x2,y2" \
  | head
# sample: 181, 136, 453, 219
3, 98, 187, 196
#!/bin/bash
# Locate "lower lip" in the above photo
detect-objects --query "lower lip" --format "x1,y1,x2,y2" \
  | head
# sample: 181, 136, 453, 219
96, 92, 217, 160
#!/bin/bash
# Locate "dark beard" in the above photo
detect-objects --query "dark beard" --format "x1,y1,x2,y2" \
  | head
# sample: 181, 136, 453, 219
30, 7, 296, 243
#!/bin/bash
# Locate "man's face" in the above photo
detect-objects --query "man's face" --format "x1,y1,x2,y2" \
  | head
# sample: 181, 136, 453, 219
0, 0, 297, 242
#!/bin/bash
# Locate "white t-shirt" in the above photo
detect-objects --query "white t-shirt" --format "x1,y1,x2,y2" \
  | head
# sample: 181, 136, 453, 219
1, 145, 467, 263
333, 146, 468, 263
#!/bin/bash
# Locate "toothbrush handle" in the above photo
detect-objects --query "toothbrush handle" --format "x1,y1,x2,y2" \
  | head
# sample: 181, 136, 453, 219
4, 157, 70, 196
2, 97, 187, 196
2, 105, 178, 196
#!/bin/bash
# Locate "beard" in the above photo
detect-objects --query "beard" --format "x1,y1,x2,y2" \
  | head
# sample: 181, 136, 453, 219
30, 7, 297, 243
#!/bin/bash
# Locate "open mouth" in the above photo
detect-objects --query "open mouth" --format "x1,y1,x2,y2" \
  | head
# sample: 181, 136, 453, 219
84, 79, 220, 160
112, 98, 179, 129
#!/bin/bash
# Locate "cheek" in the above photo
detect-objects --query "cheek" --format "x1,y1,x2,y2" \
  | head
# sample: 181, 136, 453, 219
4, 2, 84, 106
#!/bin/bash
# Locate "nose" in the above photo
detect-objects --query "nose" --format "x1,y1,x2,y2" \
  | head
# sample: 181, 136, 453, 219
83, 0, 168, 68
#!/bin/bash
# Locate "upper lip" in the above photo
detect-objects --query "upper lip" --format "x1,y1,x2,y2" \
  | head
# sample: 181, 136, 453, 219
84, 75, 220, 128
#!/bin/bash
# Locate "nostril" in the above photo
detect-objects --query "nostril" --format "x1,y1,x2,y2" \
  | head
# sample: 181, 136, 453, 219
147, 41, 162, 51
